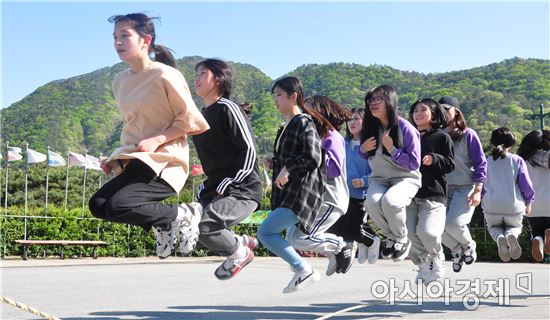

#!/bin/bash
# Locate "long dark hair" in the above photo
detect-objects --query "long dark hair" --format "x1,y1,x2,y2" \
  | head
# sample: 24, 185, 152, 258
361, 85, 401, 156
345, 108, 365, 139
272, 77, 333, 137
195, 58, 233, 99
489, 127, 516, 160
305, 95, 352, 132
517, 129, 550, 167
109, 13, 176, 68
447, 107, 468, 141
408, 98, 448, 131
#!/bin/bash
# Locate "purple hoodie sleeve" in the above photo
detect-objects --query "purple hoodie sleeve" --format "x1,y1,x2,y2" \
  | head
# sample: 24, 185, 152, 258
359, 148, 369, 160
466, 128, 487, 183
516, 156, 536, 204
390, 118, 421, 171
322, 130, 345, 178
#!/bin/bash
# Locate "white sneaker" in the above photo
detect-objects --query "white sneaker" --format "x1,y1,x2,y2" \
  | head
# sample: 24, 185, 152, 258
532, 236, 544, 262
179, 226, 199, 254
416, 256, 432, 283
177, 202, 202, 254
497, 235, 511, 262
507, 234, 522, 260
427, 252, 446, 283
357, 243, 368, 264
214, 246, 254, 280
367, 236, 380, 264
326, 253, 337, 276
152, 223, 176, 259
283, 268, 321, 294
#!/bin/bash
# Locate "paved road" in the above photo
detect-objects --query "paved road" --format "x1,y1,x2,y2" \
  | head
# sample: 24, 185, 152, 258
1, 256, 549, 319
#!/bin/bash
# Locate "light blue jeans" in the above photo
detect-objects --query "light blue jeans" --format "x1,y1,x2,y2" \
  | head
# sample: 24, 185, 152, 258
257, 207, 308, 272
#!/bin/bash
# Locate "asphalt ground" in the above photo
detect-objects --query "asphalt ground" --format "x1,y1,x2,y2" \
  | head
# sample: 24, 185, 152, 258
1, 256, 549, 320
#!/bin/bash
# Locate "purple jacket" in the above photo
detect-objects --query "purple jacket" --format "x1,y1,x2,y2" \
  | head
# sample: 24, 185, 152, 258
322, 129, 346, 178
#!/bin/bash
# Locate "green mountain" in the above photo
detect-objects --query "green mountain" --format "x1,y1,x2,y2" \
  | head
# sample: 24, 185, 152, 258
2, 57, 549, 160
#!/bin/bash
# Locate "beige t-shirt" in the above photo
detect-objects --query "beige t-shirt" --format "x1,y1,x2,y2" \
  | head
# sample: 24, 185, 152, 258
107, 61, 209, 193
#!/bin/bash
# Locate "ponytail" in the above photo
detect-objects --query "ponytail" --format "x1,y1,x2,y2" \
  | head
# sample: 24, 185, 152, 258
110, 13, 177, 68
153, 44, 176, 68
491, 144, 506, 160
489, 127, 516, 160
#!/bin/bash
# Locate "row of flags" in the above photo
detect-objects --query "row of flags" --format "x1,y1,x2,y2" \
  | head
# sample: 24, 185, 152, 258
2, 146, 103, 170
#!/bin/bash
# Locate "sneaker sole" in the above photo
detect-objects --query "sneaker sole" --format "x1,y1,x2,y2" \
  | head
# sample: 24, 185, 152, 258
545, 229, 550, 255
215, 252, 254, 281
367, 238, 380, 264
497, 237, 511, 262
283, 270, 321, 294
507, 234, 522, 260
532, 238, 544, 262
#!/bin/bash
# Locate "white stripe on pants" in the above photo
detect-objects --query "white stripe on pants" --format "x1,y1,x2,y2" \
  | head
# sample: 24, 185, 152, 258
286, 203, 345, 254
442, 185, 476, 251
406, 198, 446, 260
484, 213, 523, 242
364, 178, 419, 243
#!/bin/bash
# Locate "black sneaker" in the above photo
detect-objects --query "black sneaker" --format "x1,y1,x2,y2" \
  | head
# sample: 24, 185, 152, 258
336, 242, 355, 274
392, 240, 411, 261
381, 240, 395, 259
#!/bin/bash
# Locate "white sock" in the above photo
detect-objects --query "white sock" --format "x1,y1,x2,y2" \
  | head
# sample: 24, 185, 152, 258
231, 241, 246, 258
299, 264, 313, 276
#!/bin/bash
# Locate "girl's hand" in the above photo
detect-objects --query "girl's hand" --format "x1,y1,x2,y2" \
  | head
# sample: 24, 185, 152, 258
274, 166, 289, 189
360, 137, 377, 153
100, 158, 111, 175
422, 155, 433, 166
352, 178, 364, 188
525, 203, 532, 216
381, 129, 394, 152
263, 157, 274, 170
468, 189, 481, 207
136, 137, 162, 153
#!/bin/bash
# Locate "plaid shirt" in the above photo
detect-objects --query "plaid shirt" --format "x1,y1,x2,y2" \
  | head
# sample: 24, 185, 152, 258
271, 114, 326, 234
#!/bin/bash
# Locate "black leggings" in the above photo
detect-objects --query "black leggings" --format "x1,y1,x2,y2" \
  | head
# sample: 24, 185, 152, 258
89, 160, 177, 231
527, 217, 550, 239
328, 198, 375, 246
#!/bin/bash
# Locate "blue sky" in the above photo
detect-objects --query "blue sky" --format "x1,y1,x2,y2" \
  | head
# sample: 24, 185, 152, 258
1, 0, 549, 108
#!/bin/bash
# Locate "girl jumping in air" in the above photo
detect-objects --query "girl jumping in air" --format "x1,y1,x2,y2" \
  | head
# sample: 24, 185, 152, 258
285, 95, 355, 276
258, 77, 330, 293
517, 129, 550, 262
482, 127, 535, 262
406, 98, 455, 283
89, 13, 209, 259
439, 96, 487, 272
359, 85, 421, 262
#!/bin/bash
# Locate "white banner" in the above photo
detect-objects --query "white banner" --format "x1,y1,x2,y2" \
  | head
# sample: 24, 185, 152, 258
27, 148, 47, 164
48, 150, 67, 167
85, 154, 102, 171
68, 151, 86, 166
7, 146, 23, 161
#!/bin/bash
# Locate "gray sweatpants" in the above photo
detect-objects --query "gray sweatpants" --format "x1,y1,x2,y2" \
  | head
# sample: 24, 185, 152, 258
365, 178, 420, 243
406, 198, 446, 260
286, 203, 345, 254
484, 213, 523, 242
442, 185, 476, 252
198, 195, 258, 256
